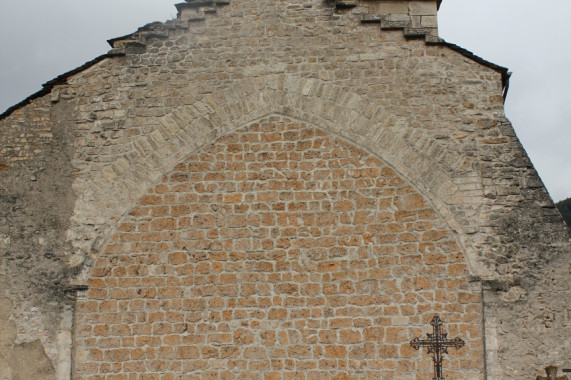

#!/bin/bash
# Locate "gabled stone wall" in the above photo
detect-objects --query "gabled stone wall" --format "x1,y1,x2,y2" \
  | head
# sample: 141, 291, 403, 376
0, 1, 569, 379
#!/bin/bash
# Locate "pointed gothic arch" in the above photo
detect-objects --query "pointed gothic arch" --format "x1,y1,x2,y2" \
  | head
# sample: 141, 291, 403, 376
71, 76, 490, 287
73, 115, 486, 379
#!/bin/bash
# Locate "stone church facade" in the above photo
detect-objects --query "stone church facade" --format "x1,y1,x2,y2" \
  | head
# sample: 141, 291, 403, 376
0, 1, 569, 379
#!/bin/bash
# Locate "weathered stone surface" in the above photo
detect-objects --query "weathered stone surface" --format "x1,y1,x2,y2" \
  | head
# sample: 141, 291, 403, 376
10, 341, 55, 380
74, 117, 485, 379
0, 0, 568, 379
378, 1, 409, 14
0, 95, 76, 379
0, 280, 17, 380
421, 15, 438, 27
409, 0, 438, 15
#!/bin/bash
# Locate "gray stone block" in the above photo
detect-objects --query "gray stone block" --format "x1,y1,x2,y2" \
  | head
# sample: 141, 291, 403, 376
378, 1, 409, 14
421, 15, 438, 28
409, 0, 438, 16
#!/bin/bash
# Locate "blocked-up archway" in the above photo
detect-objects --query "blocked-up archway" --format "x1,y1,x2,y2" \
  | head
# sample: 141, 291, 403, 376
74, 116, 484, 379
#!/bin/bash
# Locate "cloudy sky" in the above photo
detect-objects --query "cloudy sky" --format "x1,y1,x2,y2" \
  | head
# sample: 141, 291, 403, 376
1, 0, 569, 202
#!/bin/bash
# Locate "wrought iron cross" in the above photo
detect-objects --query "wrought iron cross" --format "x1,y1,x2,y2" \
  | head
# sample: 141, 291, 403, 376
410, 315, 465, 380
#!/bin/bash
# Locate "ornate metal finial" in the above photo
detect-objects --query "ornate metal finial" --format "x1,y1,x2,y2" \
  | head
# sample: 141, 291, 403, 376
410, 315, 465, 380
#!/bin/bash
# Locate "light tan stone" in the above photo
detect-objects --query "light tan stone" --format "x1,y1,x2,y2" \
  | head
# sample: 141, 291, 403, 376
409, 0, 438, 15
421, 15, 438, 28
378, 1, 409, 14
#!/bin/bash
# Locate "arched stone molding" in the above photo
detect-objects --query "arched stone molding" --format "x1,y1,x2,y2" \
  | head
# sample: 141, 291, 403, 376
68, 74, 490, 284
73, 116, 487, 380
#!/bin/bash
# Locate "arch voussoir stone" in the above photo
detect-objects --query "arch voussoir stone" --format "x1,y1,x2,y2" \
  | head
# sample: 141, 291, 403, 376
70, 74, 489, 284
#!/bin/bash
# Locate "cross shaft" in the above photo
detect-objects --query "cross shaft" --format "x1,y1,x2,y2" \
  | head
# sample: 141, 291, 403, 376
410, 316, 465, 380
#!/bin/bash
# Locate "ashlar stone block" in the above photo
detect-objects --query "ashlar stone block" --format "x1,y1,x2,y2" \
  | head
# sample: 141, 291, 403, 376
378, 1, 409, 14
179, 7, 203, 20
409, 0, 438, 16
421, 15, 438, 28
387, 13, 411, 23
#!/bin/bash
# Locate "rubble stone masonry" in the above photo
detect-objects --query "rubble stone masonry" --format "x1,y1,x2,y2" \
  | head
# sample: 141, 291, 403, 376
74, 118, 484, 379
0, 1, 569, 379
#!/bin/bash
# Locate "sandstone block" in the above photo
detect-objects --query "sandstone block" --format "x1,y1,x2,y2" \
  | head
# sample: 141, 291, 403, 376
409, 1, 438, 15
378, 1, 409, 14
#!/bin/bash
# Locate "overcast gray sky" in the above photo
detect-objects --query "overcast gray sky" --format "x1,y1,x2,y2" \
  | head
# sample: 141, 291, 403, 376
1, 0, 569, 202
